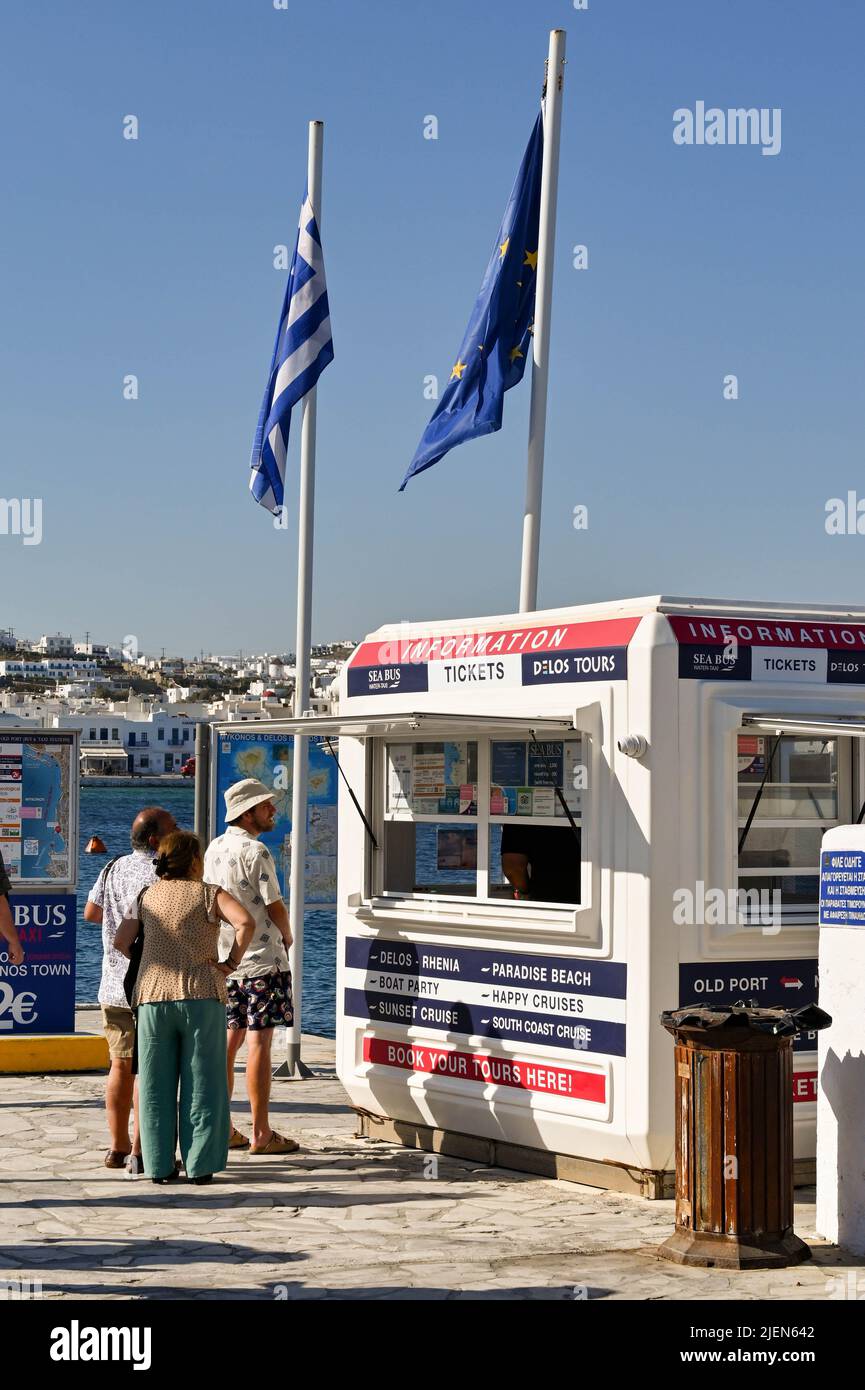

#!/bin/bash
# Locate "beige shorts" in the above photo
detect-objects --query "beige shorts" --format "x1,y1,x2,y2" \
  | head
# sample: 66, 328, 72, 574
101, 1005, 135, 1061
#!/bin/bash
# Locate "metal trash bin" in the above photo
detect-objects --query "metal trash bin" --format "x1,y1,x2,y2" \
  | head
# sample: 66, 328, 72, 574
657, 1000, 832, 1269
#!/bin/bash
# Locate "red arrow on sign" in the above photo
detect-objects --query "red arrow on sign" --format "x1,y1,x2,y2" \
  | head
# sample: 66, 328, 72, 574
781, 977, 803, 989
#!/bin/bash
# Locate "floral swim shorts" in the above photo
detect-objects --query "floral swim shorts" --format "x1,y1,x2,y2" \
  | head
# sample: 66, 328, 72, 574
226, 970, 294, 1031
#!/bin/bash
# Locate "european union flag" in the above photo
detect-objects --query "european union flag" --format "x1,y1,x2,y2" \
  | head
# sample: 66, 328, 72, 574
400, 113, 543, 491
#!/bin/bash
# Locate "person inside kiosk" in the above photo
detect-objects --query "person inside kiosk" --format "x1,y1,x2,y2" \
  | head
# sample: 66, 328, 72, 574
382, 735, 582, 906
500, 823, 580, 903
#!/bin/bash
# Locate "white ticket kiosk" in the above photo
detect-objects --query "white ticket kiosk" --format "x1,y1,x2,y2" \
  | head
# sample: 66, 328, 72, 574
282, 595, 865, 1196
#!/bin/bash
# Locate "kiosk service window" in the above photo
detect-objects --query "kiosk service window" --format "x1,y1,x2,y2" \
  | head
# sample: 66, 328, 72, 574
380, 735, 583, 906
736, 733, 847, 924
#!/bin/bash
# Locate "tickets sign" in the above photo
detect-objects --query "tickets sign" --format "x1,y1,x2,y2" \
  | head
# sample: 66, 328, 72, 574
346, 618, 639, 698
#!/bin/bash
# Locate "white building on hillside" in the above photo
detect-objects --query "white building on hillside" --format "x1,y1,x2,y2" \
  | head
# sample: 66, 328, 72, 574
35, 633, 74, 655
0, 659, 99, 679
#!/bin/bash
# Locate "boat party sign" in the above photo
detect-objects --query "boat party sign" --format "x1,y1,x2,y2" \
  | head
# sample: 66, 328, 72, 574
347, 617, 640, 697
670, 614, 865, 683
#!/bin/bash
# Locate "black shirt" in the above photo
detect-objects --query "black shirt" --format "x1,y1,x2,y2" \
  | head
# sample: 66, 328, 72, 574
0, 852, 10, 898
500, 823, 581, 904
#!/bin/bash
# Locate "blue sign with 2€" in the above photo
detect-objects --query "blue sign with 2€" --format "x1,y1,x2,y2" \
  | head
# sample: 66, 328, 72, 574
0, 893, 76, 1034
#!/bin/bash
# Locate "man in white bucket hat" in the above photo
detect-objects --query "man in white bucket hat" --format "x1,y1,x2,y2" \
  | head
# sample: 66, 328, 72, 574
204, 778, 299, 1155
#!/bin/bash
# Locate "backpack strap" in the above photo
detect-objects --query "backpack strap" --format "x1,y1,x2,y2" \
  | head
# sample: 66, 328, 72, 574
98, 855, 123, 894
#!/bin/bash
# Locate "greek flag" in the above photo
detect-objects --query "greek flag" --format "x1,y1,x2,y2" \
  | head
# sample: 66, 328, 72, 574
249, 193, 334, 515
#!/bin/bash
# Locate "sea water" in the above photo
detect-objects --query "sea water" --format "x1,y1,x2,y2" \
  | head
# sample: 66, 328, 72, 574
76, 785, 336, 1037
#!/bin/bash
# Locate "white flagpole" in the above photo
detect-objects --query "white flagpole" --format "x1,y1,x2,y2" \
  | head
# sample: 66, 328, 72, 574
284, 119, 324, 1080
519, 28, 566, 614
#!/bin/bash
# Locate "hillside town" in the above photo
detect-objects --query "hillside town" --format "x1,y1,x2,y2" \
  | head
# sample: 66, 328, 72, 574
0, 629, 350, 777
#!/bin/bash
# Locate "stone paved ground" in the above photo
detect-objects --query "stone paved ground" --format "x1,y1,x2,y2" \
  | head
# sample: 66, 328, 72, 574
0, 1010, 862, 1301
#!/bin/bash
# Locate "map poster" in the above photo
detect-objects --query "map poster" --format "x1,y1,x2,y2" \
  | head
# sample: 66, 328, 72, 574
0, 732, 76, 886
213, 729, 338, 906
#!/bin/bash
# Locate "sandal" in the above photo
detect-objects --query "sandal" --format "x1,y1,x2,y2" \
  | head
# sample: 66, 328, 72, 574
249, 1131, 300, 1155
152, 1162, 182, 1185
104, 1149, 132, 1169
229, 1126, 250, 1150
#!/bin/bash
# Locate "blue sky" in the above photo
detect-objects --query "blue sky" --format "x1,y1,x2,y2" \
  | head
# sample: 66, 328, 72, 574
2, 0, 863, 655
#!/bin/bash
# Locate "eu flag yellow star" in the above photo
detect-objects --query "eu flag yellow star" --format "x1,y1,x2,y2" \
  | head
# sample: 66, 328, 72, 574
523, 248, 538, 270
509, 346, 524, 364
499, 236, 510, 261
451, 359, 468, 380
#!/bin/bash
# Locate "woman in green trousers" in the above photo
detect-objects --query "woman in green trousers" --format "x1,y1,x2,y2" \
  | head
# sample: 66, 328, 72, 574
115, 831, 254, 1185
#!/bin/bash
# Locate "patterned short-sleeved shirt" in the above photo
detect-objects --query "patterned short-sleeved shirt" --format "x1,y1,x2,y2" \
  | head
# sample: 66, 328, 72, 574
87, 849, 157, 1008
203, 825, 288, 980
0, 852, 10, 899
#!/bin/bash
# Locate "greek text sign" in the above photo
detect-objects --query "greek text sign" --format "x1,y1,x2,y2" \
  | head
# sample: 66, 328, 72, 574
819, 850, 865, 927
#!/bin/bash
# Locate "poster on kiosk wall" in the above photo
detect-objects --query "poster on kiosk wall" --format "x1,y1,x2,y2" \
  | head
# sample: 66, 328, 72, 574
0, 730, 78, 1036
212, 728, 338, 906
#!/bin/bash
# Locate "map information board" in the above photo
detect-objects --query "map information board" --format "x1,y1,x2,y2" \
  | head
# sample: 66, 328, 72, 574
0, 732, 76, 886
213, 729, 337, 906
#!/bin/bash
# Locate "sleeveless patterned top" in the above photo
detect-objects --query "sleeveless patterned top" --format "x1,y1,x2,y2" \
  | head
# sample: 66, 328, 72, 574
133, 880, 228, 1006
